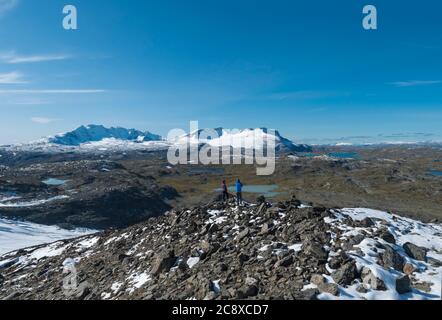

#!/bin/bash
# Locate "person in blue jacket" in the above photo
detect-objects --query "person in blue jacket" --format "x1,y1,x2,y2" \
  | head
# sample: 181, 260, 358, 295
235, 179, 243, 206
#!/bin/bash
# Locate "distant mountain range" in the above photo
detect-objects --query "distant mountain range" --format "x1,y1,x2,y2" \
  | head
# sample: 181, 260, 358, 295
0, 124, 312, 153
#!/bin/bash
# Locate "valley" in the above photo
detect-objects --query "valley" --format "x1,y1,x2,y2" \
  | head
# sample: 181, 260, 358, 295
1, 141, 441, 232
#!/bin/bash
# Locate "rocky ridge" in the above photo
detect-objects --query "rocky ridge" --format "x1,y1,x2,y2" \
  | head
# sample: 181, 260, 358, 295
0, 197, 441, 300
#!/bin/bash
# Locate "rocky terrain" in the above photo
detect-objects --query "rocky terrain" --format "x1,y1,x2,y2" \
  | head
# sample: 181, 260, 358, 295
0, 158, 178, 229
1, 196, 440, 300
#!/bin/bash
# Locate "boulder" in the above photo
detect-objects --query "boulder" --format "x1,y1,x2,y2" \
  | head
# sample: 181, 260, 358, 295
317, 283, 340, 296
395, 275, 411, 294
245, 277, 259, 287
74, 281, 92, 300
379, 246, 404, 271
328, 253, 350, 270
303, 242, 328, 262
276, 255, 294, 268
361, 268, 387, 291
356, 285, 368, 293
378, 228, 396, 244
328, 258, 341, 270
237, 228, 250, 242
427, 257, 442, 268
403, 243, 427, 261
358, 217, 375, 228
292, 289, 318, 300
238, 253, 250, 264
331, 261, 358, 286
349, 234, 365, 246
403, 263, 416, 275
217, 263, 228, 272
237, 285, 259, 298
412, 281, 433, 293
150, 250, 177, 275
310, 274, 326, 286
313, 207, 327, 214
260, 223, 273, 235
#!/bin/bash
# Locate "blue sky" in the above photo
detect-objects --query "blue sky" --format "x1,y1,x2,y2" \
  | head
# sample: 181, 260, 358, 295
0, 0, 441, 144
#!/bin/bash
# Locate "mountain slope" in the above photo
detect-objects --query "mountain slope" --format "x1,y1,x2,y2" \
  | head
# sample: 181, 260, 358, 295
1, 197, 440, 300
48, 125, 162, 146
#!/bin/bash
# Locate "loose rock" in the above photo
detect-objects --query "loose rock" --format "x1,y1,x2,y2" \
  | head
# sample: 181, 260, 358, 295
331, 261, 358, 286
395, 275, 411, 294
403, 243, 427, 261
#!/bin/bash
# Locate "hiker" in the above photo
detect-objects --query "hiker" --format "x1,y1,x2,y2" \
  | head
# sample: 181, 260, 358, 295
221, 180, 229, 203
236, 179, 243, 206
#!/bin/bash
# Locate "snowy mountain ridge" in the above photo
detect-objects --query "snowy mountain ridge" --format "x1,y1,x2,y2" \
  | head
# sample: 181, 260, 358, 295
47, 124, 163, 146
1, 125, 311, 153
176, 127, 312, 153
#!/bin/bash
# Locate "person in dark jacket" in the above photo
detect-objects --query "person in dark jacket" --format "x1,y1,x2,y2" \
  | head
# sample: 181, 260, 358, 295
235, 179, 243, 206
221, 180, 229, 203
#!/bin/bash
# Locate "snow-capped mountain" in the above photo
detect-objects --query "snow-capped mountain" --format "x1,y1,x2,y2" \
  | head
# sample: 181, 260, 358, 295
177, 128, 312, 153
48, 125, 162, 146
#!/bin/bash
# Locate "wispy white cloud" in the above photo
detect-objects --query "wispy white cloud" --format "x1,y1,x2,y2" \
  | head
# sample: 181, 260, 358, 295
31, 117, 61, 124
389, 80, 441, 87
0, 52, 71, 64
0, 71, 27, 84
0, 0, 19, 16
0, 89, 106, 94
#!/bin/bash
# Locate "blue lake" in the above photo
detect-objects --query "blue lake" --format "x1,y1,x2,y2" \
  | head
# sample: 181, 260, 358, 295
42, 178, 68, 186
328, 152, 359, 159
429, 170, 442, 177
215, 184, 282, 197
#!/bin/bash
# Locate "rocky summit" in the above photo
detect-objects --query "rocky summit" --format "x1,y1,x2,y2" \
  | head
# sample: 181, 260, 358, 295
0, 197, 441, 300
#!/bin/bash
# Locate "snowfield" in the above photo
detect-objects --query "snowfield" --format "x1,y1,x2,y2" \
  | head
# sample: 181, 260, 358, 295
0, 218, 96, 255
0, 195, 69, 208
